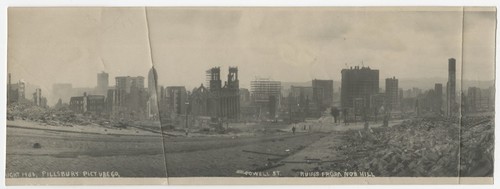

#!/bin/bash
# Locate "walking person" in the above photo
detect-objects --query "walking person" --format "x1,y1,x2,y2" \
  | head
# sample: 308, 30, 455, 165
343, 108, 349, 126
331, 107, 340, 124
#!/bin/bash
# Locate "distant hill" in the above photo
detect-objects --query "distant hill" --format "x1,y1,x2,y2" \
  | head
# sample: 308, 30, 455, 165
397, 78, 494, 91
280, 78, 494, 93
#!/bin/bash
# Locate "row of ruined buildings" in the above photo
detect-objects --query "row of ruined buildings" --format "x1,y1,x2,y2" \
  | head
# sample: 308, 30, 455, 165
28, 57, 489, 126
63, 66, 337, 125
7, 73, 47, 107
65, 67, 241, 122
338, 58, 494, 121
337, 61, 451, 120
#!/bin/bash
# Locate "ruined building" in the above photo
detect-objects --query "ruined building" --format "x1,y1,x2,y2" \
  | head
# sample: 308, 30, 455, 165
250, 77, 281, 119
70, 92, 105, 114
312, 79, 334, 111
190, 67, 240, 119
341, 66, 379, 111
385, 77, 399, 111
434, 83, 444, 114
162, 86, 188, 116
7, 75, 26, 104
106, 76, 148, 119
446, 58, 457, 117
147, 66, 159, 119
190, 85, 209, 117
96, 71, 109, 96
289, 86, 320, 118
7, 73, 19, 104
31, 88, 47, 107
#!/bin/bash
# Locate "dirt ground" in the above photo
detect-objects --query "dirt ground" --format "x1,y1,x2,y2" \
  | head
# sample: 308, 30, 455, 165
6, 127, 167, 178
5, 118, 404, 178
164, 132, 328, 177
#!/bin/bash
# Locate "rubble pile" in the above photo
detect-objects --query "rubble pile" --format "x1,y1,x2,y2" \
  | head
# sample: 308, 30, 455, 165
325, 116, 494, 177
330, 118, 463, 176
7, 102, 108, 127
459, 116, 494, 177
7, 102, 49, 121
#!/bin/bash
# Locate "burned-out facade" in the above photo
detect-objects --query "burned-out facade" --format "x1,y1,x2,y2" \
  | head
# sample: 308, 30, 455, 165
446, 58, 457, 117
250, 77, 281, 119
105, 76, 148, 120
341, 66, 380, 110
312, 79, 334, 111
70, 92, 105, 114
190, 67, 240, 120
385, 77, 399, 111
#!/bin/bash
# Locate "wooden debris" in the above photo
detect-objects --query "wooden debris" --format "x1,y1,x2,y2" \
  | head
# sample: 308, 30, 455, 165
242, 150, 287, 157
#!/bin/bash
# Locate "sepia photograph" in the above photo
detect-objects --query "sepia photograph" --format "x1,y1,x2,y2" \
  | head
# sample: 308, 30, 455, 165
4, 6, 496, 185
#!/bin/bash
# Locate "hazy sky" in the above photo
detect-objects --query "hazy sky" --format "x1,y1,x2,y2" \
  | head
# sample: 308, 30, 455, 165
8, 7, 496, 93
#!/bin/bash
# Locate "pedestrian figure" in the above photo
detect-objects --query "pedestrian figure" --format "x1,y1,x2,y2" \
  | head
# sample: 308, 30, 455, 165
303, 125, 306, 130
292, 126, 296, 135
331, 107, 340, 123
343, 108, 349, 125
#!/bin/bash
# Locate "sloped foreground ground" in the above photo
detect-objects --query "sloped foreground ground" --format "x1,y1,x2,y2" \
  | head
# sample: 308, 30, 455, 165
6, 115, 493, 178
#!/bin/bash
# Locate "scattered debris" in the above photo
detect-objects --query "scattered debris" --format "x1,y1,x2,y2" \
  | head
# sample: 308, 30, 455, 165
33, 143, 41, 149
242, 150, 287, 157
